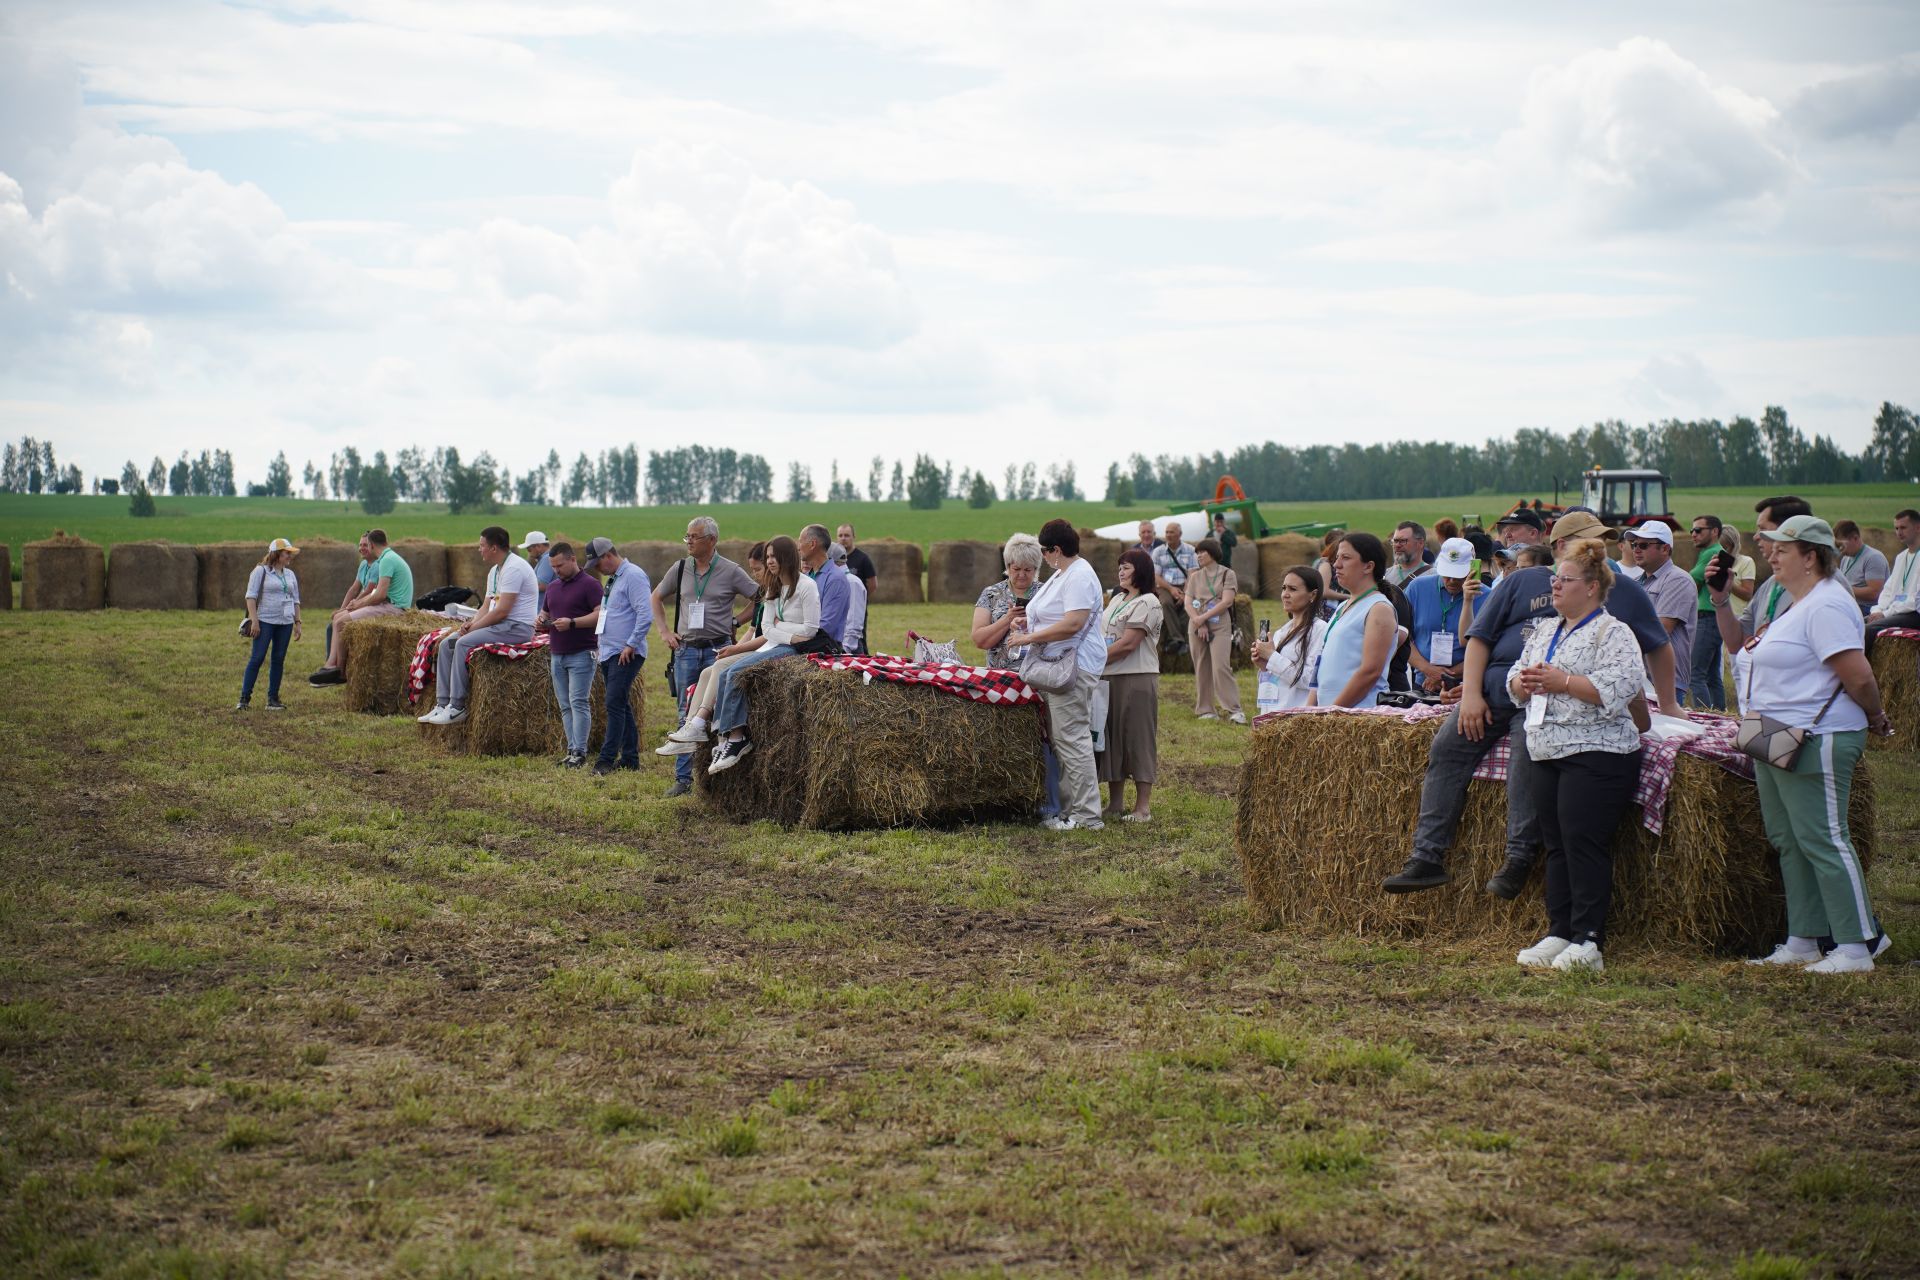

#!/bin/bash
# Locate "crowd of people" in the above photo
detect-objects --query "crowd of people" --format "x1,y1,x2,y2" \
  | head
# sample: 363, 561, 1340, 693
234, 498, 1912, 973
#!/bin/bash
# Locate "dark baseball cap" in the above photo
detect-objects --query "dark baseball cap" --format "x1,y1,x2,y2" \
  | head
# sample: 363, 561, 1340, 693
1494, 508, 1546, 531
583, 536, 616, 569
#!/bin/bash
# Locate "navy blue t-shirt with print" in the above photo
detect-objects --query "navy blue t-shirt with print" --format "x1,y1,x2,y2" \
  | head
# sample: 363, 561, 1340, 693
1467, 565, 1669, 702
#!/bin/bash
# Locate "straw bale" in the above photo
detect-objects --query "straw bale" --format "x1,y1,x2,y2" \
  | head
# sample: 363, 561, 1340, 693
0, 543, 10, 610
1860, 526, 1901, 565
860, 536, 924, 603
424, 647, 644, 757
1868, 635, 1919, 755
1230, 542, 1260, 596
445, 543, 491, 597
107, 540, 200, 609
619, 540, 684, 588
1233, 710, 1876, 955
716, 539, 757, 569
342, 611, 454, 714
1076, 531, 1122, 592
694, 658, 1045, 829
928, 540, 1004, 604
22, 532, 105, 610
389, 539, 448, 593
1159, 597, 1256, 674
1256, 535, 1320, 600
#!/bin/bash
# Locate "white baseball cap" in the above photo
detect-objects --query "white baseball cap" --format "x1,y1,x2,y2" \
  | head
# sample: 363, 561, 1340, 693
1623, 521, 1673, 546
518, 530, 549, 549
1433, 537, 1476, 579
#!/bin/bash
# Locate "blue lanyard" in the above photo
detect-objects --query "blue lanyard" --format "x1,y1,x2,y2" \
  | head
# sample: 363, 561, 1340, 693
1545, 609, 1603, 663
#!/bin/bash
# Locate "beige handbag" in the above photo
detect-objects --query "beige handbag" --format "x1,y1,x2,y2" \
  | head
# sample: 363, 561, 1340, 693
1736, 661, 1840, 770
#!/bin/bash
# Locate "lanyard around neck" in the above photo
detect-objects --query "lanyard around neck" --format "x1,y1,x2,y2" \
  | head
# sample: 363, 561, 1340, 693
1545, 609, 1603, 664
1324, 586, 1377, 641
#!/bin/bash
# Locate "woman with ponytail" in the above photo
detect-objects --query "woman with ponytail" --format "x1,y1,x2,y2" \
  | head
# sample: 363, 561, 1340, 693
1308, 533, 1400, 708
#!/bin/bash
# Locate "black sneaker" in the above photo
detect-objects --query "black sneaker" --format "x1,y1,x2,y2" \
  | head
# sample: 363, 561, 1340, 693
265, 698, 287, 712
554, 753, 574, 767
232, 699, 249, 712
591, 760, 616, 776
308, 667, 345, 686
1484, 857, 1531, 900
562, 752, 585, 769
1383, 857, 1452, 894
664, 780, 691, 798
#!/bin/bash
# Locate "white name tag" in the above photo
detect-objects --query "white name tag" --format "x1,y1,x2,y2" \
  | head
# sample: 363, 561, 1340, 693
1431, 632, 1456, 666
595, 608, 608, 637
1526, 691, 1549, 728
685, 601, 706, 632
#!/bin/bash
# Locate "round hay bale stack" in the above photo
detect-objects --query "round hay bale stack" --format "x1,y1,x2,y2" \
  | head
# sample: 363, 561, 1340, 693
389, 539, 448, 594
1868, 635, 1920, 755
927, 540, 1004, 604
445, 543, 491, 598
860, 537, 924, 603
424, 646, 644, 757
618, 541, 683, 589
106, 540, 200, 610
0, 543, 14, 610
1159, 597, 1256, 674
1233, 709, 1874, 955
342, 611, 455, 715
22, 532, 105, 610
694, 657, 1044, 829
1256, 535, 1320, 600
1075, 531, 1122, 592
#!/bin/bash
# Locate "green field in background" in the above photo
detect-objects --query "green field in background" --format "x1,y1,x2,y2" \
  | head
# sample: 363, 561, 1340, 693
3, 482, 1916, 574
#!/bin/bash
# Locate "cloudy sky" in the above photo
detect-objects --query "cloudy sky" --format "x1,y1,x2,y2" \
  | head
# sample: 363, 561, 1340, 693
2, 1, 1917, 496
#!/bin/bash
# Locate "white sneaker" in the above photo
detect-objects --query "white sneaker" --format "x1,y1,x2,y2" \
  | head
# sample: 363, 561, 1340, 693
656, 739, 697, 756
1040, 815, 1074, 831
1077, 818, 1106, 831
668, 719, 710, 744
1871, 932, 1893, 959
1228, 711, 1247, 725
1517, 936, 1573, 969
1747, 943, 1820, 967
418, 706, 447, 724
1806, 951, 1874, 975
1196, 711, 1217, 720
443, 706, 468, 724
1551, 941, 1604, 972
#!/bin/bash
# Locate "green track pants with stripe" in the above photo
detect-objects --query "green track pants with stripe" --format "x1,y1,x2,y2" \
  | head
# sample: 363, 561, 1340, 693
1754, 729, 1878, 945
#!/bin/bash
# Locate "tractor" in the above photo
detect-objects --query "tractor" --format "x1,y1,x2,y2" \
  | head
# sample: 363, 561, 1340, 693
1500, 467, 1677, 533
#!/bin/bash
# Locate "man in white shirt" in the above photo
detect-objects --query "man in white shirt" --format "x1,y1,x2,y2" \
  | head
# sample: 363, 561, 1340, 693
421, 525, 539, 725
1865, 507, 1920, 655
828, 542, 869, 654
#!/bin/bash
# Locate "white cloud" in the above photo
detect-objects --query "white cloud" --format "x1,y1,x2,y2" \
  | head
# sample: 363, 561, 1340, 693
1627, 351, 1728, 412
1791, 58, 1920, 141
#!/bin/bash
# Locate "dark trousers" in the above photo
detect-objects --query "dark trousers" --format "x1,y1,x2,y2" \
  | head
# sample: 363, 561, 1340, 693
1411, 695, 1520, 865
1532, 748, 1642, 945
1689, 609, 1724, 710
670, 644, 720, 783
241, 621, 293, 702
1865, 611, 1920, 655
598, 654, 644, 768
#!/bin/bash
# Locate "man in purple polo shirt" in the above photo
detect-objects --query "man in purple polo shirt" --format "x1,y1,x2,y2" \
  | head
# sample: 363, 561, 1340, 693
537, 541, 604, 769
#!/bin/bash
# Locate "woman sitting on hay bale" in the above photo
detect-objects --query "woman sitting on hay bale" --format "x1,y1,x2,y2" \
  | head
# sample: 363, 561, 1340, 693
1308, 532, 1402, 709
1735, 516, 1896, 974
701, 536, 820, 775
1251, 564, 1326, 713
1506, 539, 1649, 974
1005, 519, 1108, 832
1099, 548, 1163, 822
236, 538, 302, 712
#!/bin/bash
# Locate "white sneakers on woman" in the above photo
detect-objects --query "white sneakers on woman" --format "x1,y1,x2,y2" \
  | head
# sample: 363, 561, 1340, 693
416, 705, 466, 725
1516, 936, 1571, 968
1551, 941, 1604, 972
1516, 936, 1603, 972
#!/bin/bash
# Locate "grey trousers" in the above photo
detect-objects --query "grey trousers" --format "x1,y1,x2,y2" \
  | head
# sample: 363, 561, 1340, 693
435, 620, 536, 707
1409, 696, 1538, 868
1043, 663, 1104, 826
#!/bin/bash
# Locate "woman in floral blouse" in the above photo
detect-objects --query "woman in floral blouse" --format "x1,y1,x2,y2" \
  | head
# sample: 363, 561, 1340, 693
1505, 539, 1647, 975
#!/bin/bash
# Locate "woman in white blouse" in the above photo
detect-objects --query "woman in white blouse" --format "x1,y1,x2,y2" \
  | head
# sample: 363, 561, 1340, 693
1251, 564, 1327, 712
1098, 549, 1163, 822
1506, 539, 1647, 974
704, 536, 819, 774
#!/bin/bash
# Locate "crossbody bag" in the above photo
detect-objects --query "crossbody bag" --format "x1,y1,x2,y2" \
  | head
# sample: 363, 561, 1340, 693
1735, 658, 1842, 770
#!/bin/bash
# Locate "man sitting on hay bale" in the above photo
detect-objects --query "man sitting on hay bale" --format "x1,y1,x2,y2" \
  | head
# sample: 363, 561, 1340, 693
1382, 511, 1682, 898
582, 537, 652, 776
1864, 507, 1920, 654
652, 517, 760, 798
419, 526, 538, 726
798, 524, 852, 648
310, 529, 413, 687
829, 542, 868, 655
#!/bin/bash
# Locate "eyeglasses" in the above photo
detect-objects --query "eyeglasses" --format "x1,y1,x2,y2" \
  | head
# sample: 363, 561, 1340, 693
1550, 575, 1591, 587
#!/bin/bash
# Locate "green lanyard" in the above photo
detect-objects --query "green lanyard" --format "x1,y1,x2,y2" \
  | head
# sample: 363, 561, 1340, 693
1840, 552, 1859, 579
686, 560, 714, 602
1898, 551, 1918, 595
1105, 592, 1136, 626
1764, 582, 1784, 622
269, 568, 289, 599
1439, 590, 1457, 632
1324, 586, 1378, 643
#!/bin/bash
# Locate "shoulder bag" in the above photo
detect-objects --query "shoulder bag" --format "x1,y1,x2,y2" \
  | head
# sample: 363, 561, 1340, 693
1735, 655, 1841, 770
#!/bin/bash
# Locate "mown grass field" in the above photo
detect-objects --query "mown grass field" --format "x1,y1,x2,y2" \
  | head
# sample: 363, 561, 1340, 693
5, 481, 1918, 574
1, 605, 1916, 1277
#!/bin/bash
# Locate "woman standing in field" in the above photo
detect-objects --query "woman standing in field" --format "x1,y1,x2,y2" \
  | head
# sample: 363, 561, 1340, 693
1185, 537, 1245, 724
1005, 519, 1108, 831
1251, 565, 1326, 711
237, 538, 301, 711
1099, 548, 1163, 822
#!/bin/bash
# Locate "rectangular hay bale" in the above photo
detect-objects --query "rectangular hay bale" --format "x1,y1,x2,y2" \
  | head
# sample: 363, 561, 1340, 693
1868, 635, 1919, 754
23, 534, 105, 610
928, 540, 1003, 604
421, 647, 643, 757
1233, 710, 1876, 955
341, 611, 456, 715
107, 540, 201, 609
693, 658, 1046, 829
1255, 535, 1320, 600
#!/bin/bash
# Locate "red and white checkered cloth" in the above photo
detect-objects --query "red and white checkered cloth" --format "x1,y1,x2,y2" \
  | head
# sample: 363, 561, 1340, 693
804, 653, 1042, 706
1253, 703, 1751, 836
407, 626, 554, 705
1880, 627, 1920, 641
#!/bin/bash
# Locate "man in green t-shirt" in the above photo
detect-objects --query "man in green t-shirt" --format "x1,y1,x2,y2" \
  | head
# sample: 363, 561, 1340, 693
309, 528, 415, 686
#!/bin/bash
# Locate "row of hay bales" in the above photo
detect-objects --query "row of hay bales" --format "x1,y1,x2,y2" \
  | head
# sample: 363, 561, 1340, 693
14, 535, 455, 611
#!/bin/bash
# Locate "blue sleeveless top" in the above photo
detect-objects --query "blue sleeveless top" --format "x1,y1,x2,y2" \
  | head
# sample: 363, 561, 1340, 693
1312, 591, 1393, 706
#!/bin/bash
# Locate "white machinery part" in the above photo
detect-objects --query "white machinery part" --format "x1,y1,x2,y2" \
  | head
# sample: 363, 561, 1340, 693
1093, 511, 1209, 543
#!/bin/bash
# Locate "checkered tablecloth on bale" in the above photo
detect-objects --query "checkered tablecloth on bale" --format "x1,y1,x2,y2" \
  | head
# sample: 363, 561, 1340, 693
1252, 702, 1751, 836
1881, 627, 1920, 641
804, 653, 1042, 707
407, 626, 554, 705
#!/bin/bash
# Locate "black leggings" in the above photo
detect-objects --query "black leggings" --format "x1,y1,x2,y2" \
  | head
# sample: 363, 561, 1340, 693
1530, 748, 1643, 946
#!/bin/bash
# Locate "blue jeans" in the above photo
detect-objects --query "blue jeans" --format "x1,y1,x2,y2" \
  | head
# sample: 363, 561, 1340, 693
241, 621, 293, 701
549, 649, 595, 754
713, 644, 796, 735
597, 653, 644, 767
1689, 609, 1724, 711
1038, 744, 1062, 818
671, 644, 721, 782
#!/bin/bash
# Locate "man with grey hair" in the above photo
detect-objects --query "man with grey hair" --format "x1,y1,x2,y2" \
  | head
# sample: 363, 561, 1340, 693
799, 523, 851, 648
652, 515, 758, 797
827, 542, 869, 654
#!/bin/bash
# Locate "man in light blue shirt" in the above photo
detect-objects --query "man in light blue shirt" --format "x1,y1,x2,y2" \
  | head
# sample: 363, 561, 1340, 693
520, 531, 555, 590
800, 523, 850, 647
583, 537, 651, 774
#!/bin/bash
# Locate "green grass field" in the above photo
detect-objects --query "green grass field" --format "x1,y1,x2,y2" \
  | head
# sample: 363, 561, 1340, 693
1, 606, 1915, 1276
5, 481, 1917, 576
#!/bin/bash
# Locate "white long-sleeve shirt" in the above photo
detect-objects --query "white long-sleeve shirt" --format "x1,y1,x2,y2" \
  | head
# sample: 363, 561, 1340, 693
761, 574, 821, 647
1874, 547, 1919, 616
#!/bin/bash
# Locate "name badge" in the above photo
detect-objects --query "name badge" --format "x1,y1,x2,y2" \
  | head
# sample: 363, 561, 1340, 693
1431, 632, 1456, 666
1525, 691, 1549, 729
595, 608, 609, 637
1893, 595, 1911, 614
685, 602, 706, 632
1305, 654, 1320, 688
